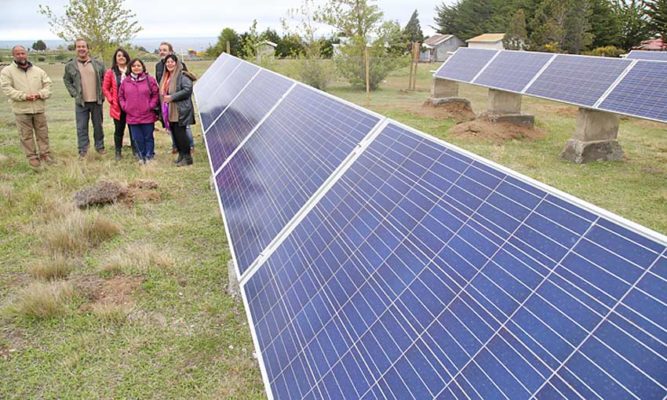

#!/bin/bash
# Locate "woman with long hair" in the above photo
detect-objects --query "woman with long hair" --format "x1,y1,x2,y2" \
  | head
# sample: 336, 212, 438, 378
159, 54, 196, 166
102, 48, 136, 160
118, 58, 159, 164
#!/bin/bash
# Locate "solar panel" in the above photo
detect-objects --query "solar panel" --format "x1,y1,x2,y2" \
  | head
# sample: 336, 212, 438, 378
434, 48, 497, 83
525, 55, 632, 107
626, 50, 667, 61
474, 51, 554, 93
194, 55, 242, 131
199, 60, 259, 132
242, 122, 667, 400
598, 60, 667, 123
216, 84, 382, 277
205, 70, 294, 172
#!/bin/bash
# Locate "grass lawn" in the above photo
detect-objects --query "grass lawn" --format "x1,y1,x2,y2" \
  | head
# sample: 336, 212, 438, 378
1, 58, 665, 399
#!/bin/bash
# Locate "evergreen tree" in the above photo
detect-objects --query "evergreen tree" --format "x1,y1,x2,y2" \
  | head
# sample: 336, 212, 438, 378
31, 40, 47, 51
562, 0, 594, 53
589, 0, 622, 48
403, 9, 424, 43
616, 0, 652, 49
530, 0, 569, 51
504, 9, 529, 49
206, 27, 241, 57
644, 0, 667, 45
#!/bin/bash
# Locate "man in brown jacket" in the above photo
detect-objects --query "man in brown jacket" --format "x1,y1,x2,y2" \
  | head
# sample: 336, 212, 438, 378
0, 45, 53, 168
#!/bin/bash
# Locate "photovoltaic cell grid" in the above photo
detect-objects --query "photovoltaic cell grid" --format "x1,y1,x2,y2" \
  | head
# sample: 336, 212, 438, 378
195, 55, 242, 131
434, 48, 497, 83
244, 122, 667, 400
525, 55, 632, 107
205, 70, 294, 172
599, 60, 667, 122
199, 60, 258, 131
626, 50, 667, 61
216, 84, 380, 276
473, 51, 554, 93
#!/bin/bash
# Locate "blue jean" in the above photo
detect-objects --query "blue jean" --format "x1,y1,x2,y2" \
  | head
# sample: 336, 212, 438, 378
129, 123, 155, 160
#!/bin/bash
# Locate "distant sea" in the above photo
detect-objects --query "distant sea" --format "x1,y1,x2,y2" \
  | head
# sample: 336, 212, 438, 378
0, 37, 218, 53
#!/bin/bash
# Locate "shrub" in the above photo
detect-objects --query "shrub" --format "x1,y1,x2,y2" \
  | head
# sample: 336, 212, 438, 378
587, 46, 624, 58
5, 281, 74, 319
335, 38, 409, 90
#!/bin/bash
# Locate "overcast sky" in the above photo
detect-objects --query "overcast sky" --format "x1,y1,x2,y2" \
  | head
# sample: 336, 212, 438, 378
2, 0, 447, 40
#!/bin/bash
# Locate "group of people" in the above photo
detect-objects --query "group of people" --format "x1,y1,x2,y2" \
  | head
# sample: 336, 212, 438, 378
0, 39, 197, 168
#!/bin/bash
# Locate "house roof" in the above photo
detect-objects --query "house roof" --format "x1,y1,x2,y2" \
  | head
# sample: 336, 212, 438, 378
634, 37, 665, 50
423, 34, 454, 47
466, 33, 505, 43
255, 40, 277, 48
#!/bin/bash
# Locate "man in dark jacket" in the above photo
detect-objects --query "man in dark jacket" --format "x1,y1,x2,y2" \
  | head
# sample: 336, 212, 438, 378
63, 38, 106, 158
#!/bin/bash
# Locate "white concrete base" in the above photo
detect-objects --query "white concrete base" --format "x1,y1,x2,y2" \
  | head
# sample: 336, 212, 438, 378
487, 89, 522, 114
431, 79, 459, 98
562, 108, 623, 163
227, 259, 241, 299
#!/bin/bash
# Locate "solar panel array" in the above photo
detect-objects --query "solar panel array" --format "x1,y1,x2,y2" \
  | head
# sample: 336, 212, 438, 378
195, 54, 667, 400
434, 49, 667, 124
626, 50, 667, 61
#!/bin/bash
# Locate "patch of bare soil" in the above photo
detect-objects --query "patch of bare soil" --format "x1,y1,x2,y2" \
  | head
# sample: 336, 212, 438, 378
74, 179, 160, 208
450, 117, 545, 143
75, 275, 143, 309
0, 327, 24, 361
421, 99, 476, 122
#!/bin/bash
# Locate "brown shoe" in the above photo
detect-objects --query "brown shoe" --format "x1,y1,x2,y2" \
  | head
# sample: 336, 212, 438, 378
28, 158, 41, 168
96, 148, 107, 155
40, 154, 56, 165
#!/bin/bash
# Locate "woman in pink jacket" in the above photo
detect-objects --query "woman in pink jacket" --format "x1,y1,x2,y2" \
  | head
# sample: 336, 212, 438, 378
118, 58, 159, 164
102, 48, 136, 160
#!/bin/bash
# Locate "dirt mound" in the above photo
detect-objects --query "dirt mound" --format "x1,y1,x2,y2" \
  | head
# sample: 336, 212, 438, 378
423, 98, 476, 122
75, 275, 143, 308
74, 179, 160, 208
450, 117, 545, 143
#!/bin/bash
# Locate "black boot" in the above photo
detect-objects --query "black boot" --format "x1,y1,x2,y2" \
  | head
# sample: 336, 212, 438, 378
115, 149, 121, 161
174, 153, 183, 164
176, 153, 193, 167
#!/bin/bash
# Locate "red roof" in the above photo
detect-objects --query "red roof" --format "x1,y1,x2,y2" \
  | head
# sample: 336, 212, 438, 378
634, 37, 665, 51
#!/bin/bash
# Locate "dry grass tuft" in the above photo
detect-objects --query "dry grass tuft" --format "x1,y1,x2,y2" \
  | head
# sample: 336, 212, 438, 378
27, 256, 74, 281
100, 243, 175, 275
90, 303, 132, 324
38, 198, 76, 223
0, 183, 13, 204
42, 211, 122, 256
5, 281, 75, 319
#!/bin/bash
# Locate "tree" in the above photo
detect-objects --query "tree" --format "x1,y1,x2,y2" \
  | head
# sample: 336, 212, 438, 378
530, 0, 569, 51
562, 0, 594, 53
38, 0, 141, 59
403, 10, 424, 44
32, 40, 47, 51
589, 0, 622, 48
240, 20, 260, 61
206, 27, 241, 57
644, 0, 667, 45
504, 9, 529, 49
316, 0, 407, 90
615, 0, 652, 49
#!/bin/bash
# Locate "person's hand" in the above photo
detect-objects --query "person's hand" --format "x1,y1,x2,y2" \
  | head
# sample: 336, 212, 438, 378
25, 93, 36, 101
164, 95, 172, 103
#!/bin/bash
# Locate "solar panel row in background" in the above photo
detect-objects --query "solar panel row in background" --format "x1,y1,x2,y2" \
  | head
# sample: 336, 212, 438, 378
626, 50, 667, 61
195, 54, 242, 132
195, 54, 667, 400
216, 84, 381, 276
243, 122, 667, 400
434, 49, 667, 123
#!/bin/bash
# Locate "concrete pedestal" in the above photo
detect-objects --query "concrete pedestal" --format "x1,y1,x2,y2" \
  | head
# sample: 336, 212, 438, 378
561, 108, 623, 163
487, 89, 522, 114
431, 78, 459, 98
227, 259, 241, 300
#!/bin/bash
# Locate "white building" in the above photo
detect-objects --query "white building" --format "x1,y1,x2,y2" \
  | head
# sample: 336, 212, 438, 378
466, 33, 506, 50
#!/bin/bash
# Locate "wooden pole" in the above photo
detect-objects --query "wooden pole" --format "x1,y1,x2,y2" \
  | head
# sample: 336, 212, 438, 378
408, 43, 415, 90
365, 46, 370, 95
226, 41, 230, 54
411, 42, 420, 91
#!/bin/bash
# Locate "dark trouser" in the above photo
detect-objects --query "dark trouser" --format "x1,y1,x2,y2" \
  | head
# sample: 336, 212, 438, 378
113, 111, 136, 154
172, 124, 191, 156
75, 102, 104, 153
170, 125, 194, 149
129, 123, 155, 160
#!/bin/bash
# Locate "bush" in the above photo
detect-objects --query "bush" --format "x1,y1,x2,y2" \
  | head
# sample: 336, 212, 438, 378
587, 46, 624, 58
335, 38, 409, 90
37, 56, 46, 62
296, 57, 334, 91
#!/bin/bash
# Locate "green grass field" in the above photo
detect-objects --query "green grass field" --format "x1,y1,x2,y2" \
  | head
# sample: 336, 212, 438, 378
0, 58, 665, 399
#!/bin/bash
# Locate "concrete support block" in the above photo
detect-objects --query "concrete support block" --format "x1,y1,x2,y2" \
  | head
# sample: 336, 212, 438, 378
479, 112, 535, 128
227, 259, 241, 300
431, 78, 459, 98
487, 89, 522, 114
561, 108, 623, 163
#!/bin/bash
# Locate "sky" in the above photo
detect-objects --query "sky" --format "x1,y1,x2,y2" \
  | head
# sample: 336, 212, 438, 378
2, 0, 447, 41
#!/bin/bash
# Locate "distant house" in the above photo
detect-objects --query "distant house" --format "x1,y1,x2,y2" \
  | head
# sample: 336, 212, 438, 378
255, 40, 277, 61
421, 34, 464, 62
634, 37, 665, 51
467, 33, 506, 50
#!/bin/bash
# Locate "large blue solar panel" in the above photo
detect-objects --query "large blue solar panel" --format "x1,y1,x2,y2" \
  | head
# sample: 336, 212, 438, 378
474, 51, 554, 93
199, 61, 259, 132
598, 60, 667, 123
194, 55, 242, 131
434, 48, 497, 83
216, 84, 381, 277
243, 122, 667, 399
205, 70, 294, 172
525, 55, 631, 107
626, 50, 667, 61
